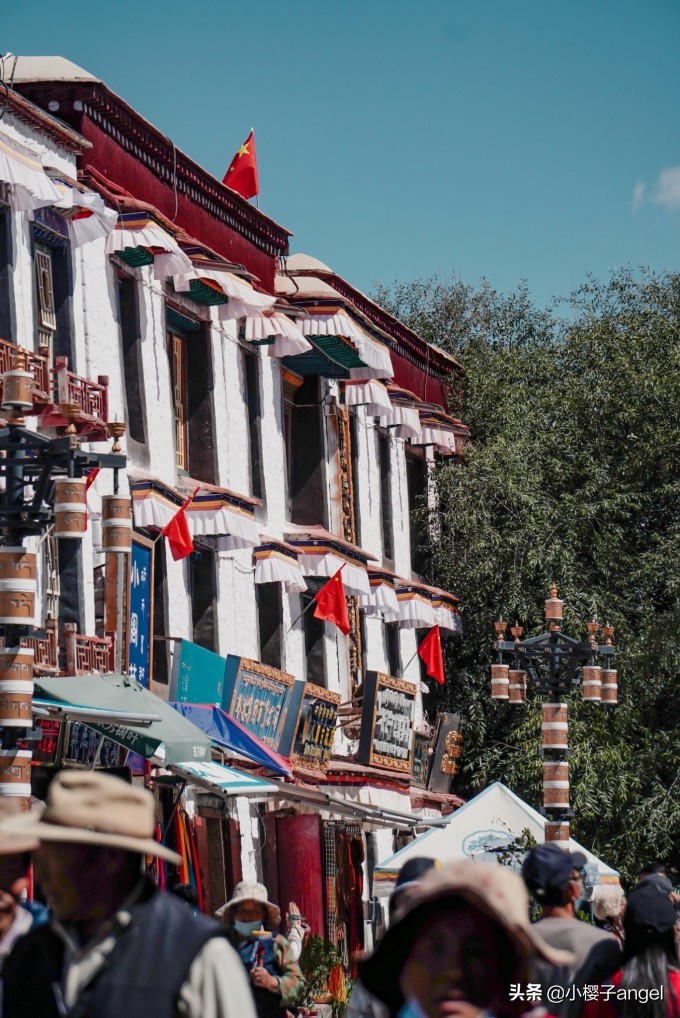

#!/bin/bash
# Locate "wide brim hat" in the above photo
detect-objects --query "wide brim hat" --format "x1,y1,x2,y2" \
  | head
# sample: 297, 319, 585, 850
361, 860, 576, 1012
216, 880, 281, 928
0, 770, 181, 865
0, 797, 44, 855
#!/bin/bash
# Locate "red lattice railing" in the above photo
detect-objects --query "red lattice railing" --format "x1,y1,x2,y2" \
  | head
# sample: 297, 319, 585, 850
64, 623, 115, 675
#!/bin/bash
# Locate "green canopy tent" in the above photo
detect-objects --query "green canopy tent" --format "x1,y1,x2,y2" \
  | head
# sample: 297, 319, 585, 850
33, 673, 212, 765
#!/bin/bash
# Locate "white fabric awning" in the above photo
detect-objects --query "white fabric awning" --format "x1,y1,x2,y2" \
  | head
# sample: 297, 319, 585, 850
185, 489, 260, 551
284, 529, 374, 598
254, 541, 307, 593
245, 314, 313, 357
106, 213, 192, 276
426, 588, 463, 633
379, 403, 422, 441
131, 478, 184, 530
0, 128, 62, 211
343, 380, 393, 417
360, 570, 400, 622
52, 182, 118, 246
300, 312, 393, 380
396, 584, 436, 629
174, 266, 276, 320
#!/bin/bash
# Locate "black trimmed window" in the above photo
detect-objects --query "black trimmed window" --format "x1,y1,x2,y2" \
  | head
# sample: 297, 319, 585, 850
405, 450, 430, 575
32, 217, 73, 364
301, 579, 326, 687
243, 351, 264, 501
378, 430, 394, 561
257, 582, 283, 669
290, 377, 326, 526
166, 311, 216, 481
117, 273, 146, 444
384, 621, 402, 678
189, 547, 217, 652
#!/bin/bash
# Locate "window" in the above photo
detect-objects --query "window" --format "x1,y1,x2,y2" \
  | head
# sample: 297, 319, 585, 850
243, 352, 264, 500
349, 414, 362, 542
57, 541, 81, 630
257, 582, 283, 670
378, 431, 394, 560
405, 451, 430, 575
35, 247, 57, 360
289, 377, 326, 526
384, 621, 402, 678
167, 316, 216, 481
301, 580, 326, 687
32, 229, 73, 364
117, 274, 146, 444
153, 540, 169, 684
189, 548, 217, 652
0, 201, 12, 342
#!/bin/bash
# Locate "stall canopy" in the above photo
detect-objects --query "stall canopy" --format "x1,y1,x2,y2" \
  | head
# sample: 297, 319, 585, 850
33, 674, 212, 765
373, 781, 620, 897
170, 759, 278, 795
169, 702, 293, 778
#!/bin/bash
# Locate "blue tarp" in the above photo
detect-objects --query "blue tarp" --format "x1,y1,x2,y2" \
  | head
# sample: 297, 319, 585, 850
169, 702, 292, 777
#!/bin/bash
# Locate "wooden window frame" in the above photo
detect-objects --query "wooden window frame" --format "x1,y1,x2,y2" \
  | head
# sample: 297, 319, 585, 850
168, 328, 188, 472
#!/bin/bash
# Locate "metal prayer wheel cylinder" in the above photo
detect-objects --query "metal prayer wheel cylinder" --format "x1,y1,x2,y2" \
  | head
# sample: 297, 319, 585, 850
0, 547, 38, 623
0, 646, 34, 684
582, 665, 602, 702
101, 496, 133, 553
545, 586, 564, 622
1, 368, 34, 409
601, 669, 618, 704
544, 820, 570, 843
0, 547, 37, 583
543, 761, 570, 810
0, 749, 32, 796
541, 702, 568, 750
54, 477, 87, 538
0, 681, 33, 727
490, 664, 509, 699
508, 669, 527, 704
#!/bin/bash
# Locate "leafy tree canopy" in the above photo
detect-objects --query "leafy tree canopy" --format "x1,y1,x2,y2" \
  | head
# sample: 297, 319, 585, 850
373, 269, 680, 885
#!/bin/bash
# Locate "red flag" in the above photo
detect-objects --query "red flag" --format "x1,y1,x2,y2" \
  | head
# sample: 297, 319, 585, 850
83, 468, 100, 531
418, 625, 445, 685
313, 568, 350, 635
161, 488, 199, 562
223, 130, 259, 200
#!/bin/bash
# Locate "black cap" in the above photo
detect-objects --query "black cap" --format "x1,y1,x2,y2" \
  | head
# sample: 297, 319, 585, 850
522, 843, 587, 902
642, 873, 674, 894
625, 880, 677, 936
395, 857, 438, 891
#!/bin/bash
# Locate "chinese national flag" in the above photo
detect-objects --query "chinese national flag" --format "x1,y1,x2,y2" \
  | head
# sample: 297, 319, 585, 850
223, 130, 259, 200
313, 568, 350, 635
161, 488, 199, 562
418, 625, 445, 685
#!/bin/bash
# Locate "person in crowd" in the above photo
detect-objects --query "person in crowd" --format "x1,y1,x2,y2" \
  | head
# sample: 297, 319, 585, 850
359, 858, 574, 1018
593, 885, 626, 947
284, 900, 310, 964
217, 880, 305, 1018
522, 842, 622, 1011
638, 863, 670, 885
172, 882, 200, 912
637, 864, 680, 912
581, 878, 680, 1018
0, 770, 256, 1018
347, 857, 439, 1018
0, 798, 47, 967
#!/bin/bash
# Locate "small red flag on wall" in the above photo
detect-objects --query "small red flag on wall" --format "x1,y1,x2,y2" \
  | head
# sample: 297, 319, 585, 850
161, 488, 199, 562
313, 568, 350, 635
418, 625, 445, 685
223, 130, 259, 200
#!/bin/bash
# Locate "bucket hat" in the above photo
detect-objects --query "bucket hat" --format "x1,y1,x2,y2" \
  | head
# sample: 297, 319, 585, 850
0, 770, 181, 865
360, 860, 575, 1012
215, 880, 281, 928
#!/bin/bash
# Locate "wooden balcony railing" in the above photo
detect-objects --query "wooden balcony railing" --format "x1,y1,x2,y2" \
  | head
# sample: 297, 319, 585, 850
64, 623, 116, 676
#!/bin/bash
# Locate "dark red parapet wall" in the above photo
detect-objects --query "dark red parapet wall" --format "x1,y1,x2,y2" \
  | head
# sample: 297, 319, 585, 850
390, 348, 451, 408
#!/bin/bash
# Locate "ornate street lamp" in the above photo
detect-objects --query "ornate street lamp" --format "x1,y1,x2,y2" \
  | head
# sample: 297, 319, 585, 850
491, 585, 617, 842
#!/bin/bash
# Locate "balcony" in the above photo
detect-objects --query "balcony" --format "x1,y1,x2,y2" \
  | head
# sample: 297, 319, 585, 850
0, 340, 109, 441
0, 618, 115, 677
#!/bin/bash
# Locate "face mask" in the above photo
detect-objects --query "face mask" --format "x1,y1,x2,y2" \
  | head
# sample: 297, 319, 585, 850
234, 919, 263, 938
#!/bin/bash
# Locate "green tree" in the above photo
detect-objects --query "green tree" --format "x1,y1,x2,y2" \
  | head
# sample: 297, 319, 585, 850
374, 268, 680, 884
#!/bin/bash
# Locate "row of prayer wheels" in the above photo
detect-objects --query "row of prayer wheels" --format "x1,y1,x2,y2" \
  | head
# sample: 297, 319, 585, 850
0, 647, 34, 795
582, 665, 618, 703
490, 664, 527, 702
490, 663, 618, 703
54, 480, 133, 553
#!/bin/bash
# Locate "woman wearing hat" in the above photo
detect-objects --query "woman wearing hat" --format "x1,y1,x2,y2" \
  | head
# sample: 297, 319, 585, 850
359, 859, 575, 1018
582, 880, 680, 1018
592, 886, 627, 947
217, 881, 305, 1018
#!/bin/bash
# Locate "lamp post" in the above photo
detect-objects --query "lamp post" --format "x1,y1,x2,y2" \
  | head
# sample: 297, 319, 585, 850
491, 585, 617, 842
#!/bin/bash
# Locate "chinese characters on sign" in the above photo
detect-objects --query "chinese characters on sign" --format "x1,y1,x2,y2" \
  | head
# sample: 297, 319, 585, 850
128, 539, 152, 688
278, 682, 340, 769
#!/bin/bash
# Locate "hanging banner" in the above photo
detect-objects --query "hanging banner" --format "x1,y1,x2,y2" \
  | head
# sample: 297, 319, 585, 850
128, 536, 153, 688
358, 671, 415, 774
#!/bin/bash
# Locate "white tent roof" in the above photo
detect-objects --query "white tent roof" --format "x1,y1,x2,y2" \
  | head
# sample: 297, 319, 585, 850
374, 781, 619, 897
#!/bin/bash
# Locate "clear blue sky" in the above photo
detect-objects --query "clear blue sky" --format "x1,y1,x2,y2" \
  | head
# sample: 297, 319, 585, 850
4, 0, 680, 306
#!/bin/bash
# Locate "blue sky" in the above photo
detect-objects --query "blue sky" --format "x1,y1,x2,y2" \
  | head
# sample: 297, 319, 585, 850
4, 0, 680, 307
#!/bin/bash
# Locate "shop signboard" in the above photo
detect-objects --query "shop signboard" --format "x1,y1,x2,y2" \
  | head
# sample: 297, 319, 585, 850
223, 656, 294, 748
65, 722, 123, 767
427, 712, 463, 793
411, 730, 433, 787
32, 719, 63, 765
278, 682, 340, 769
170, 639, 226, 706
128, 536, 153, 688
358, 671, 415, 775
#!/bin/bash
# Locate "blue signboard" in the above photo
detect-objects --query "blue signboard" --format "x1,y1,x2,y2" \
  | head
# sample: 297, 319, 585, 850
129, 539, 152, 688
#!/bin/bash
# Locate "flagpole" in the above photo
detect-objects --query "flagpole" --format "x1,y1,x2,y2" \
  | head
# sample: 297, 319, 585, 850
286, 596, 317, 634
402, 649, 420, 674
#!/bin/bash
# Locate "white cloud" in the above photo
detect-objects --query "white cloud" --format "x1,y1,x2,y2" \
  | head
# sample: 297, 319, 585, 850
651, 166, 680, 213
631, 181, 646, 213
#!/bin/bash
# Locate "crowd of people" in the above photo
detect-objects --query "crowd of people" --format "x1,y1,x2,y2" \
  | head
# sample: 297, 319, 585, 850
0, 770, 677, 1018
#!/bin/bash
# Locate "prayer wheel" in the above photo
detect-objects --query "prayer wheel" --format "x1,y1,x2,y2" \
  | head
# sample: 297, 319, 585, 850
0, 646, 33, 684
0, 680, 33, 727
541, 702, 568, 751
545, 585, 564, 623
601, 669, 618, 704
0, 548, 37, 624
544, 820, 570, 843
508, 669, 527, 704
101, 496, 133, 554
54, 477, 87, 539
0, 749, 32, 796
543, 761, 570, 811
490, 664, 509, 699
1, 368, 34, 410
582, 665, 602, 702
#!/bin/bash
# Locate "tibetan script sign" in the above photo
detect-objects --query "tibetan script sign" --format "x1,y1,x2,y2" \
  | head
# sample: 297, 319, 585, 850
278, 682, 340, 769
359, 671, 415, 775
428, 712, 463, 793
223, 656, 294, 748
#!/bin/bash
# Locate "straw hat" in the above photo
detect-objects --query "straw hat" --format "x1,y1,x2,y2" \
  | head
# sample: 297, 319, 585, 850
0, 770, 181, 865
361, 860, 576, 1011
0, 797, 43, 855
215, 880, 281, 928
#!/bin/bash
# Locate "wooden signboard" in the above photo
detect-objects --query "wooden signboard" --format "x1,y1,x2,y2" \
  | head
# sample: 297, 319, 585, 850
411, 730, 433, 787
427, 712, 463, 793
277, 682, 340, 770
358, 671, 415, 775
223, 656, 295, 748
